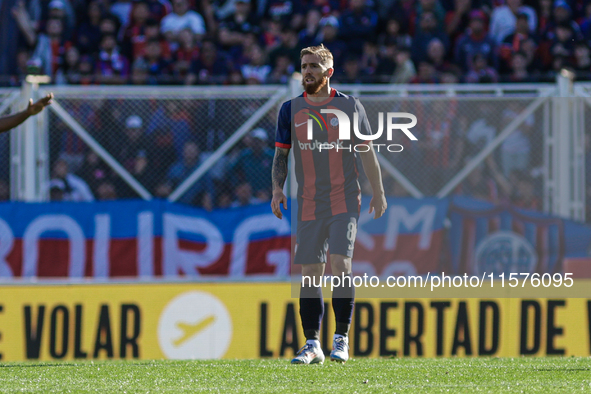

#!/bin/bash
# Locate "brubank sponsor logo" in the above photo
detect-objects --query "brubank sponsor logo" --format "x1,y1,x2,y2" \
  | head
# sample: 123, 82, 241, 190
302, 109, 418, 152
298, 139, 404, 152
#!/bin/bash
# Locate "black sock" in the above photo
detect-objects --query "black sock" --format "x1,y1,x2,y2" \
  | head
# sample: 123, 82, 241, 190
300, 284, 324, 341
332, 274, 355, 337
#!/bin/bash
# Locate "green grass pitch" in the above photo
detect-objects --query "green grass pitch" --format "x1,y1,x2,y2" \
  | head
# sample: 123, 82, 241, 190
0, 358, 590, 393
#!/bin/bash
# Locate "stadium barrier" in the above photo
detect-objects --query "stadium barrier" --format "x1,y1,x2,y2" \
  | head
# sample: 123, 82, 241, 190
0, 282, 590, 361
1, 76, 587, 223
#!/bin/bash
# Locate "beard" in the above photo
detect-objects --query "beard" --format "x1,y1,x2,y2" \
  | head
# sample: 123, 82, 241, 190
302, 74, 328, 95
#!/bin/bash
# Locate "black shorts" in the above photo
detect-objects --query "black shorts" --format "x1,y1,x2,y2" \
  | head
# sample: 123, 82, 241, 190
294, 212, 358, 265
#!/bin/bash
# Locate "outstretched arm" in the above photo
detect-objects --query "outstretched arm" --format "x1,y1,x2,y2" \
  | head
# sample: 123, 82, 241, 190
359, 142, 387, 219
271, 147, 290, 219
0, 93, 53, 133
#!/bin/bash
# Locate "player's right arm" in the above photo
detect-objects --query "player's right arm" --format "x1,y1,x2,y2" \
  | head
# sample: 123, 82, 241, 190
271, 147, 289, 219
0, 93, 53, 133
271, 101, 292, 219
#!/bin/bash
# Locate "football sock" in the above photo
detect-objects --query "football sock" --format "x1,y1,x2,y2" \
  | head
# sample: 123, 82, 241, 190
332, 273, 355, 337
300, 283, 324, 341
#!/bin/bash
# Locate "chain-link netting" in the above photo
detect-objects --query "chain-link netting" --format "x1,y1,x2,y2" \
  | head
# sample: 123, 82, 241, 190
46, 87, 286, 207
0, 90, 18, 202
353, 97, 546, 211
584, 101, 591, 223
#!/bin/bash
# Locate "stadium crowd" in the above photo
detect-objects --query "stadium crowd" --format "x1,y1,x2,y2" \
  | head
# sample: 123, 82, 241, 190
2, 0, 591, 85
1, 0, 590, 219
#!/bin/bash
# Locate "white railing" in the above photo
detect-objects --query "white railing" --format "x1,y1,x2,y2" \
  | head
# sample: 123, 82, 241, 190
4, 74, 586, 221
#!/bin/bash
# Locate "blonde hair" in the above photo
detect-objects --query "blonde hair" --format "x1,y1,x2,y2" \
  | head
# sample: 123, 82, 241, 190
300, 44, 334, 69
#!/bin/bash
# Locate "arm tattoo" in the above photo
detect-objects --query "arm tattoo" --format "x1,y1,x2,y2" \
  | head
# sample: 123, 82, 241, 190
272, 147, 289, 191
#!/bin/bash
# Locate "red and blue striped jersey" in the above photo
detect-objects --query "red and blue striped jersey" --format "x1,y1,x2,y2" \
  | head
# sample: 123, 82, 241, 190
275, 88, 372, 221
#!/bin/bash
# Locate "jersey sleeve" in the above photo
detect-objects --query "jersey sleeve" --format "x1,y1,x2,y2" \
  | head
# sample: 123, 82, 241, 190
275, 101, 292, 149
354, 98, 373, 145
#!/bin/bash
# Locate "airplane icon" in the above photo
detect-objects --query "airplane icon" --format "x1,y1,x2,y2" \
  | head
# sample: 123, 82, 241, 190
173, 315, 216, 347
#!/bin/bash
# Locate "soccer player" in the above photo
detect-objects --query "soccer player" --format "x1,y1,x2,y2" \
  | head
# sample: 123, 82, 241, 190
0, 93, 54, 133
271, 44, 387, 364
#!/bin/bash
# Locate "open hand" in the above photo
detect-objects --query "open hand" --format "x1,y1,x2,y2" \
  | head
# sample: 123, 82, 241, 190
271, 190, 288, 219
368, 193, 387, 219
27, 93, 53, 116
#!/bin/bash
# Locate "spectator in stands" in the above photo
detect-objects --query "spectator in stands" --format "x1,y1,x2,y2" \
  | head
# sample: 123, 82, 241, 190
489, 0, 537, 44
78, 55, 96, 85
317, 16, 347, 69
265, 0, 304, 30
160, 0, 206, 42
186, 39, 230, 84
118, 115, 153, 172
131, 57, 150, 84
231, 181, 263, 207
241, 44, 271, 84
218, 0, 259, 53
146, 101, 191, 156
411, 60, 440, 83
99, 15, 121, 39
392, 46, 417, 83
121, 1, 152, 61
77, 0, 104, 55
426, 38, 453, 73
49, 159, 95, 201
111, 0, 133, 27
216, 191, 233, 208
144, 39, 173, 84
31, 18, 72, 78
444, 0, 472, 45
269, 28, 301, 69
455, 159, 499, 203
0, 180, 9, 201
548, 23, 576, 65
298, 8, 321, 49
77, 151, 112, 196
154, 181, 173, 198
503, 51, 536, 82
360, 41, 379, 76
378, 18, 412, 50
339, 0, 378, 55
455, 10, 497, 73
96, 181, 118, 200
95, 34, 130, 84
374, 41, 397, 80
172, 29, 201, 82
167, 140, 213, 208
411, 11, 449, 64
335, 55, 369, 83
131, 150, 159, 192
230, 128, 273, 199
420, 100, 464, 194
498, 12, 538, 75
415, 0, 446, 33
149, 125, 178, 182
499, 105, 533, 176
464, 53, 500, 82
574, 42, 591, 77
55, 47, 83, 85
268, 54, 294, 84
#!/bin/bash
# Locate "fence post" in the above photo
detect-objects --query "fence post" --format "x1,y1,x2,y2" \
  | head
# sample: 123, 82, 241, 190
555, 70, 584, 220
15, 76, 51, 202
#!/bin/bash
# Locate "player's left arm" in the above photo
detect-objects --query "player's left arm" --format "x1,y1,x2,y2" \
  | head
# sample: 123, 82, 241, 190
0, 93, 53, 134
359, 144, 387, 219
355, 98, 386, 219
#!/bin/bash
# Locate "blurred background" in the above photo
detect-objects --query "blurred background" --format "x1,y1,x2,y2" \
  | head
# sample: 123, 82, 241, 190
1, 0, 591, 362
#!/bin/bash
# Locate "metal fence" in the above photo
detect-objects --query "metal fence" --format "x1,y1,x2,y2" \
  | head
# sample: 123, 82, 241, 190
3, 76, 587, 222
0, 89, 19, 201
37, 86, 287, 208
